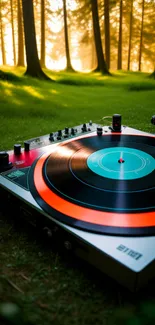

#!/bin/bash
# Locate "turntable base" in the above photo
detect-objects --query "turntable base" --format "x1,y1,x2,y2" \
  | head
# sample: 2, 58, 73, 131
0, 120, 155, 291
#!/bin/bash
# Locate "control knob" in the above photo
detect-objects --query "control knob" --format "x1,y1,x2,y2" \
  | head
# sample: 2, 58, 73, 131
82, 123, 87, 132
65, 127, 69, 134
112, 114, 122, 132
0, 151, 13, 172
57, 130, 62, 140
58, 130, 62, 136
64, 128, 69, 138
49, 133, 54, 141
24, 141, 30, 152
97, 127, 103, 136
14, 144, 21, 155
71, 128, 75, 135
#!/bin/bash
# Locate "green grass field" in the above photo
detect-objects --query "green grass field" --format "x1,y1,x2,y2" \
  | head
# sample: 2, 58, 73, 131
0, 67, 155, 325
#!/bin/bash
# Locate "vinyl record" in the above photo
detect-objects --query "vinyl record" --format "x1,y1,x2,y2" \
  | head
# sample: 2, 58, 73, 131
29, 133, 155, 236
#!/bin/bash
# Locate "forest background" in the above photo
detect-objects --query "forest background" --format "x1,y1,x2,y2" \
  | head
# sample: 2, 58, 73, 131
1, 1, 155, 325
0, 0, 155, 76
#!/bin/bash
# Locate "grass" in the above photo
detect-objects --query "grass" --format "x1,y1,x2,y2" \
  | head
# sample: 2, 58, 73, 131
0, 67, 155, 325
0, 67, 155, 150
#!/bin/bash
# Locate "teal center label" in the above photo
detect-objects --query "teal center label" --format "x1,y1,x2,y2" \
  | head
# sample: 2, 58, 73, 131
87, 147, 155, 180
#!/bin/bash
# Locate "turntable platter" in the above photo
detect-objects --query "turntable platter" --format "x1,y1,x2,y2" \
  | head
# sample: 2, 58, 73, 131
29, 134, 155, 236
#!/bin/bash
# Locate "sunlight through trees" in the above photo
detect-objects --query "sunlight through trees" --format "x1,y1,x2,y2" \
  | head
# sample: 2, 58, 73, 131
0, 0, 155, 74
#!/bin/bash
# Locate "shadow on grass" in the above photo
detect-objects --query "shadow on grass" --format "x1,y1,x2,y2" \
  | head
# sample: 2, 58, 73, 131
0, 68, 154, 90
54, 70, 155, 90
127, 82, 155, 91
0, 77, 61, 119
0, 70, 22, 82
0, 69, 155, 125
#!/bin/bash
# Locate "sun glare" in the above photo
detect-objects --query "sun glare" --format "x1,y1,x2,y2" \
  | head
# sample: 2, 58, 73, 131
50, 0, 63, 11
0, 25, 14, 65
50, 0, 78, 11
0, 0, 154, 72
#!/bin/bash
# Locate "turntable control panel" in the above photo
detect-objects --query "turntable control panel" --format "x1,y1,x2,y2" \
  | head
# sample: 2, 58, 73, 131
0, 122, 104, 172
0, 120, 138, 173
24, 121, 103, 150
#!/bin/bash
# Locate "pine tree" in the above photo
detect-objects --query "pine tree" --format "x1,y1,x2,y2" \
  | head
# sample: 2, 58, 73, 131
117, 0, 123, 70
127, 0, 133, 70
10, 0, 16, 65
40, 0, 46, 68
22, 0, 52, 79
62, 0, 74, 71
0, 0, 6, 65
138, 0, 145, 71
91, 0, 110, 74
104, 0, 110, 69
17, 0, 24, 66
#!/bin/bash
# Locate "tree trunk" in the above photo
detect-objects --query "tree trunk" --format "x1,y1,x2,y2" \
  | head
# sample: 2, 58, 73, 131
0, 0, 6, 65
10, 0, 16, 65
117, 0, 123, 70
127, 0, 133, 70
91, 40, 97, 70
62, 0, 74, 71
138, 0, 145, 72
104, 0, 110, 69
40, 0, 46, 68
149, 64, 155, 79
149, 71, 155, 79
22, 0, 51, 79
91, 0, 110, 75
17, 0, 24, 66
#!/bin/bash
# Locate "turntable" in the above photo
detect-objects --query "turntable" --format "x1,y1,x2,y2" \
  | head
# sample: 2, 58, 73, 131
0, 114, 155, 292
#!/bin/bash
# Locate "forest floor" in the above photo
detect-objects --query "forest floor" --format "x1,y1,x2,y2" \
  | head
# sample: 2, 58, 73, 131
0, 67, 155, 325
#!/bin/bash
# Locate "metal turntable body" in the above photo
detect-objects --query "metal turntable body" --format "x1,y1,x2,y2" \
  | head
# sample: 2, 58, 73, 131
0, 121, 155, 292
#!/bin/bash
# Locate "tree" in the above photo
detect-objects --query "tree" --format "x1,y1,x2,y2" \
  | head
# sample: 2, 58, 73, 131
149, 68, 155, 79
127, 0, 133, 70
40, 0, 46, 68
91, 0, 110, 74
0, 0, 6, 65
10, 0, 16, 65
141, 0, 155, 73
22, 0, 51, 79
117, 0, 123, 70
62, 0, 74, 71
104, 0, 110, 69
17, 0, 24, 66
138, 0, 145, 71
